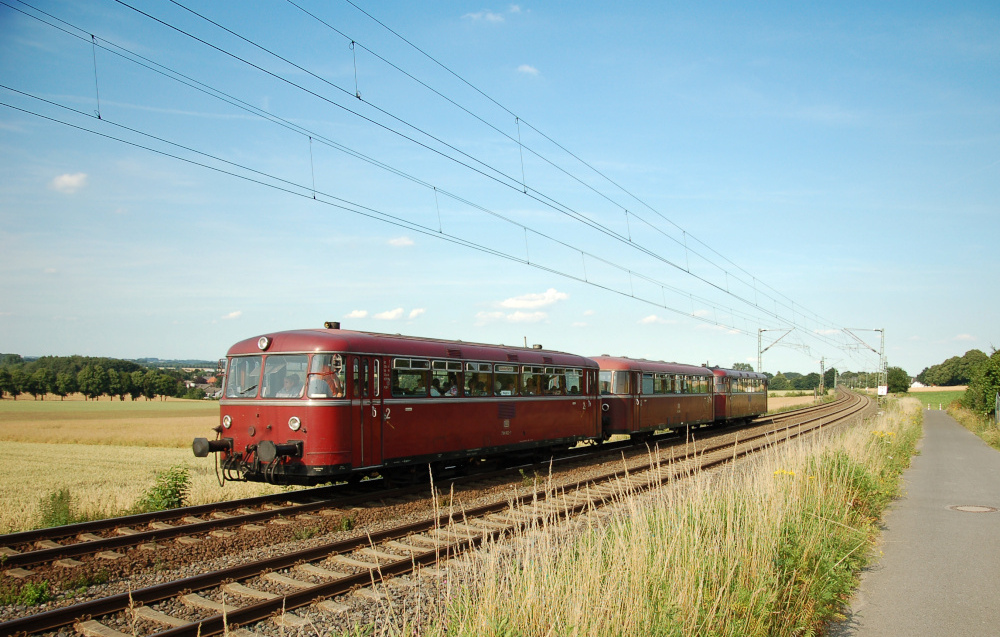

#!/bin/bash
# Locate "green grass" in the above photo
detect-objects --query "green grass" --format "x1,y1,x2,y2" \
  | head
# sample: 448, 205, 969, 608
912, 389, 965, 411
0, 396, 216, 420
387, 396, 922, 637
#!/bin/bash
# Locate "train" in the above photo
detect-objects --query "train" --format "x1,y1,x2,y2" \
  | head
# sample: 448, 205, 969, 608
192, 323, 768, 485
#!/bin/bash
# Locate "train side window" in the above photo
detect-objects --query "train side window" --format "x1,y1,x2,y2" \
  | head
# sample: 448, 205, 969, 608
352, 359, 360, 398
373, 360, 380, 398
544, 367, 566, 395
520, 365, 546, 396
465, 362, 492, 396
362, 360, 369, 398
566, 368, 582, 395
392, 358, 429, 397
432, 360, 462, 397
598, 371, 613, 395
613, 371, 630, 395
642, 373, 654, 395
495, 364, 518, 396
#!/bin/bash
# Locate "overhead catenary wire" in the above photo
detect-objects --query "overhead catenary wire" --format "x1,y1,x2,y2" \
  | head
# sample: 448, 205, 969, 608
2, 0, 862, 362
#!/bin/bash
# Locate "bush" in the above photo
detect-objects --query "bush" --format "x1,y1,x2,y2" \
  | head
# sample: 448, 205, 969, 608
39, 488, 75, 528
134, 465, 191, 512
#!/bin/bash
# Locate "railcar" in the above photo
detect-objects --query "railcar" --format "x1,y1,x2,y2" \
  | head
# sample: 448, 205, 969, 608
193, 325, 601, 485
710, 367, 769, 424
592, 356, 716, 438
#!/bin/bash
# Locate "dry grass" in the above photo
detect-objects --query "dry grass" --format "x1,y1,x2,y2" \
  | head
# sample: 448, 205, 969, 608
0, 395, 217, 447
412, 397, 921, 637
0, 396, 290, 533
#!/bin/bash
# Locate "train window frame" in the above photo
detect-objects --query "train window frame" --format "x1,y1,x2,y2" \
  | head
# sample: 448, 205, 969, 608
642, 373, 655, 395
520, 365, 546, 396
261, 354, 308, 399
565, 368, 583, 395
225, 355, 262, 399
431, 360, 462, 397
464, 362, 492, 397
307, 353, 346, 399
495, 364, 518, 396
612, 371, 630, 395
391, 358, 430, 398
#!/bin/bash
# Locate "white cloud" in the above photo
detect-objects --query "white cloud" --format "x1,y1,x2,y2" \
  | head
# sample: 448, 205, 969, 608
43, 268, 57, 274
388, 236, 414, 247
571, 322, 587, 327
517, 64, 539, 76
408, 308, 425, 319
463, 10, 504, 22
954, 334, 975, 341
583, 310, 595, 316
507, 311, 547, 323
222, 310, 242, 320
50, 172, 87, 194
345, 310, 368, 319
509, 4, 522, 13
639, 314, 668, 325
375, 308, 404, 320
499, 288, 568, 309
692, 309, 712, 318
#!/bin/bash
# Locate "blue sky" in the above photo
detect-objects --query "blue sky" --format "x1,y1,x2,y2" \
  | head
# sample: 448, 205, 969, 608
1, 0, 998, 378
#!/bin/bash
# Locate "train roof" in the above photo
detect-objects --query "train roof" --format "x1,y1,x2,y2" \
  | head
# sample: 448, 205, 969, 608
589, 355, 714, 376
709, 367, 769, 380
227, 328, 598, 368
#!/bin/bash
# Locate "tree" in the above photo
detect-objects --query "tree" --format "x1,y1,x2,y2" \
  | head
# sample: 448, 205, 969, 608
886, 366, 910, 393
731, 363, 754, 372
8, 368, 26, 400
78, 364, 109, 400
129, 371, 145, 401
55, 372, 77, 400
770, 372, 789, 391
28, 368, 55, 400
962, 349, 1000, 417
823, 367, 837, 390
0, 368, 13, 399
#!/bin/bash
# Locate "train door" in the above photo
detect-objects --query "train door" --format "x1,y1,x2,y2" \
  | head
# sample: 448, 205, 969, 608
632, 371, 642, 433
362, 357, 383, 467
353, 357, 383, 468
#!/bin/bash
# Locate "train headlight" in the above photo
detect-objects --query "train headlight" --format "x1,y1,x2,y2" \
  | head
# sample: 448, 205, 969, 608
222, 415, 232, 429
288, 416, 302, 432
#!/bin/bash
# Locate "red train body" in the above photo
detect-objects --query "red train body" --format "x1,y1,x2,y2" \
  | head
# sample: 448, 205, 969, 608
592, 356, 715, 437
710, 367, 769, 424
194, 327, 600, 484
193, 326, 768, 484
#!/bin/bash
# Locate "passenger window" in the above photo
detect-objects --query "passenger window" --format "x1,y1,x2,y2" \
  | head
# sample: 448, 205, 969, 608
225, 356, 263, 398
613, 371, 630, 395
432, 360, 462, 397
392, 358, 429, 397
352, 359, 360, 397
598, 371, 613, 395
495, 364, 518, 396
521, 365, 545, 396
566, 368, 582, 395
465, 362, 492, 396
642, 373, 654, 395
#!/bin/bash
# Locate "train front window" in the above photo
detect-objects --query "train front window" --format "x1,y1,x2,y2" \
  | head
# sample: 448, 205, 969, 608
225, 356, 262, 398
307, 354, 346, 398
261, 354, 308, 399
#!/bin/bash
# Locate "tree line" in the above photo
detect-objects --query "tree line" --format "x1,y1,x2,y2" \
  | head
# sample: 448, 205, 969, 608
0, 354, 216, 401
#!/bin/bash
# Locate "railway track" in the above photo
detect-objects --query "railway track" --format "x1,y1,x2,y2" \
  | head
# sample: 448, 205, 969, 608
0, 394, 848, 573
0, 390, 871, 637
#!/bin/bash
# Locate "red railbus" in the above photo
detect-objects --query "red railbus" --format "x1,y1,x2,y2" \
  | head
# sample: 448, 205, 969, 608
592, 356, 716, 438
710, 367, 769, 424
194, 326, 600, 484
